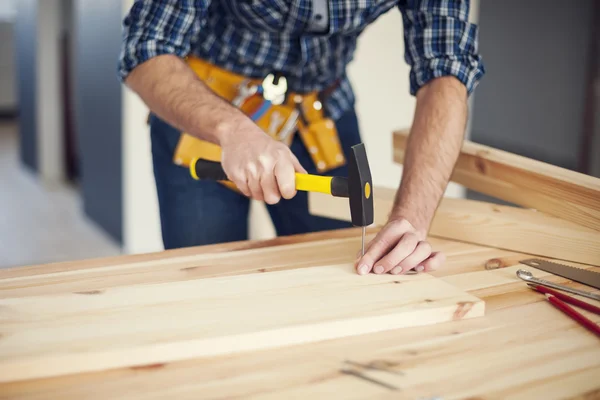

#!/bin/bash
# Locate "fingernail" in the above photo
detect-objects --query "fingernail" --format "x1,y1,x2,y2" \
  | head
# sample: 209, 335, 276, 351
374, 265, 384, 274
390, 266, 402, 275
416, 265, 425, 272
358, 265, 369, 275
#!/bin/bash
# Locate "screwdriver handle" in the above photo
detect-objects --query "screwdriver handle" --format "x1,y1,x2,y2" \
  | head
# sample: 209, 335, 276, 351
189, 158, 349, 197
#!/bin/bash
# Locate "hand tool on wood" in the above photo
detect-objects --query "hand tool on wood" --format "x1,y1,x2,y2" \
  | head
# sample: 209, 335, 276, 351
516, 269, 600, 302
527, 284, 600, 338
520, 259, 600, 290
189, 143, 374, 255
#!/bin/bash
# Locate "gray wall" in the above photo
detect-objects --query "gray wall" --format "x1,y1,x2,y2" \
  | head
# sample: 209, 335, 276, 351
471, 0, 595, 171
13, 0, 37, 171
0, 21, 16, 113
74, 0, 123, 243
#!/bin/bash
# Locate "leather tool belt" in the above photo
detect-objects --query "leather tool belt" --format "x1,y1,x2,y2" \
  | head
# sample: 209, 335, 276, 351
172, 56, 346, 193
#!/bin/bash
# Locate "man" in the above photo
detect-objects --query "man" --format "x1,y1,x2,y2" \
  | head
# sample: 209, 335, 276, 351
118, 0, 484, 276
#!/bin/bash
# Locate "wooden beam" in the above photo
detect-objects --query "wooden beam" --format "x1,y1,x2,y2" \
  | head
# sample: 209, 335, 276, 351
393, 129, 600, 232
309, 189, 600, 266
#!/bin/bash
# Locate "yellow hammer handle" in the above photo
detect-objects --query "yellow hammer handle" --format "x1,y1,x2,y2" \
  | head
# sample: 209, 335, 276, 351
294, 173, 333, 195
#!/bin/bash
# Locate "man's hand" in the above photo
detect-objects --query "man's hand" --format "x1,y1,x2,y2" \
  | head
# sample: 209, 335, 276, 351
125, 54, 305, 204
220, 119, 306, 204
355, 76, 468, 275
356, 218, 445, 275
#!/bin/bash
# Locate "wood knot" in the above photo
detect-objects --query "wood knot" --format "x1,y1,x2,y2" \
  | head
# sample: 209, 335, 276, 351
485, 258, 505, 270
258, 268, 267, 273
424, 299, 434, 303
474, 157, 487, 175
180, 266, 199, 272
130, 363, 166, 371
74, 290, 103, 295
393, 280, 402, 284
453, 301, 475, 320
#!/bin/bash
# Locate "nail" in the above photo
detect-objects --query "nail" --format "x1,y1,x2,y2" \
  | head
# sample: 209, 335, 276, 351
374, 265, 384, 274
358, 265, 369, 275
416, 265, 425, 272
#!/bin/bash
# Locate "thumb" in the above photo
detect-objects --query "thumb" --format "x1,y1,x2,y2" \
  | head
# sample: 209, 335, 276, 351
290, 153, 307, 174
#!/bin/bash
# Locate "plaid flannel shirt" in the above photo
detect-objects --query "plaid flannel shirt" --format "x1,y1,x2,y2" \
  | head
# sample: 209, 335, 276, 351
119, 0, 484, 120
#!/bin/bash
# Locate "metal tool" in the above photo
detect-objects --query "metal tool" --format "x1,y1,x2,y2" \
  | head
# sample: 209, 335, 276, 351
232, 79, 258, 108
262, 73, 287, 105
277, 109, 299, 144
189, 143, 374, 254
516, 269, 600, 301
520, 258, 600, 290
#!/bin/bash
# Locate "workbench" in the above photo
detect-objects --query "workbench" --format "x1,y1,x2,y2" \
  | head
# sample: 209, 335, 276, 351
1, 131, 599, 399
1, 222, 599, 399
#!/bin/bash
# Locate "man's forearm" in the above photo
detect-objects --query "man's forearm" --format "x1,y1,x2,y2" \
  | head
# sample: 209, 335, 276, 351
390, 76, 468, 233
124, 55, 248, 145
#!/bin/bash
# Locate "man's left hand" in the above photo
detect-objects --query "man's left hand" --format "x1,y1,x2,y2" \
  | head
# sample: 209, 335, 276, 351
355, 218, 445, 275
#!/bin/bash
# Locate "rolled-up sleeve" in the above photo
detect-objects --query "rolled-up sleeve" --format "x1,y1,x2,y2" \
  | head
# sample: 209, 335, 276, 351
118, 0, 209, 81
399, 0, 485, 96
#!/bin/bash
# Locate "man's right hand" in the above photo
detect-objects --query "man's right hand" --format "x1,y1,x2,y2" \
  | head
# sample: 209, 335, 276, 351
220, 117, 306, 204
124, 55, 306, 205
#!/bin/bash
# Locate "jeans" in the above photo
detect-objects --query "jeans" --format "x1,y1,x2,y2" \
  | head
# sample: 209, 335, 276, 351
149, 109, 362, 249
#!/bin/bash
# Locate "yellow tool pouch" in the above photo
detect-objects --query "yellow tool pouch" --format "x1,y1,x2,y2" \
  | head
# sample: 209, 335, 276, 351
172, 57, 346, 190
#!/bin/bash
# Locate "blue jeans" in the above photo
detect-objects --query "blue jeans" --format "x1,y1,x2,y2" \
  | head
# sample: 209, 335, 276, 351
149, 109, 361, 249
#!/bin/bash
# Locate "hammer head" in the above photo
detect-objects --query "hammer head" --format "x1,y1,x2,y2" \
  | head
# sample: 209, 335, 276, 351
347, 143, 374, 227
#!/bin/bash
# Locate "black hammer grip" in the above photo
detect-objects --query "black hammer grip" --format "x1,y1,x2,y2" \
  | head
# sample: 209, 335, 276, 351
190, 158, 229, 181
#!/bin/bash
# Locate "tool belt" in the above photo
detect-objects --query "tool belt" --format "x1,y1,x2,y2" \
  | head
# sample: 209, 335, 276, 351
172, 56, 346, 192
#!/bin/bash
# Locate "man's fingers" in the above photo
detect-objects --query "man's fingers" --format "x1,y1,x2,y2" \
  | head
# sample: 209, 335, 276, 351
290, 152, 307, 174
274, 159, 297, 200
245, 163, 264, 201
260, 171, 280, 204
422, 251, 445, 272
258, 155, 280, 204
356, 230, 398, 275
389, 240, 432, 275
229, 170, 251, 197
372, 232, 420, 274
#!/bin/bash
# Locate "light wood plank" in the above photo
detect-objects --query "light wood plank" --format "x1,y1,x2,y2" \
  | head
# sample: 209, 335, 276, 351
0, 266, 597, 400
309, 190, 600, 266
0, 263, 484, 383
0, 229, 598, 399
393, 129, 600, 232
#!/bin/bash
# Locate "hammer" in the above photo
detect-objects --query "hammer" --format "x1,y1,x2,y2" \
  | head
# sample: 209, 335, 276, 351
189, 143, 374, 255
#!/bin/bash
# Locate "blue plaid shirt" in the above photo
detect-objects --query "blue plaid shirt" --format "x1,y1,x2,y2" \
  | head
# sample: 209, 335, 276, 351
119, 0, 484, 120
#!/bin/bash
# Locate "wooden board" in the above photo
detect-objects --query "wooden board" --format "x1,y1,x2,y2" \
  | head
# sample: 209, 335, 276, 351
0, 263, 484, 383
0, 231, 598, 399
309, 190, 600, 266
393, 129, 600, 232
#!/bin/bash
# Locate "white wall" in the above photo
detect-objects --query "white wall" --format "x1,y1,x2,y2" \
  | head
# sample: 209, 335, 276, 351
37, 0, 65, 184
121, 0, 162, 254
121, 2, 480, 252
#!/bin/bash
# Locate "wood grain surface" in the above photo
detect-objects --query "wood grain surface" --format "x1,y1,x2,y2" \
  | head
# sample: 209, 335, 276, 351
394, 129, 600, 232
309, 189, 600, 266
1, 226, 599, 399
0, 263, 483, 383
